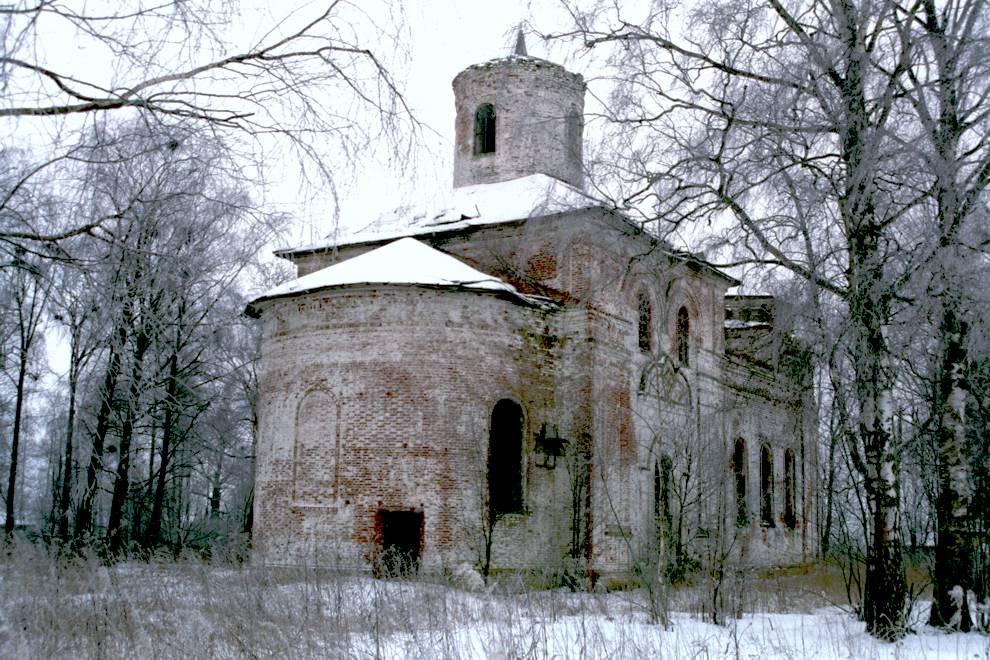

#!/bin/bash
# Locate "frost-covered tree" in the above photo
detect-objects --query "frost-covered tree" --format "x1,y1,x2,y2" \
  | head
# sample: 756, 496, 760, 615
0, 0, 415, 252
1, 247, 48, 536
551, 0, 921, 639
898, 0, 990, 630
55, 120, 286, 554
47, 256, 104, 543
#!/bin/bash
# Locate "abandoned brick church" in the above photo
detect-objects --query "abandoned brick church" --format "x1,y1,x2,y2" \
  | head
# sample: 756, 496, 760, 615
247, 40, 817, 578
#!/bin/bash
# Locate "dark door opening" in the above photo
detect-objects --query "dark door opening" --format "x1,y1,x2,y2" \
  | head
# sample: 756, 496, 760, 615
375, 510, 423, 578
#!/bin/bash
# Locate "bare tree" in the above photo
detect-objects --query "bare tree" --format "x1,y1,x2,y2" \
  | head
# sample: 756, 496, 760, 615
48, 259, 103, 543
898, 0, 990, 630
1, 248, 48, 537
48, 119, 285, 554
0, 0, 416, 249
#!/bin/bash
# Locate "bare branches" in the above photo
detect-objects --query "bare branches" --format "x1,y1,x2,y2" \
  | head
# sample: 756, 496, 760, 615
0, 0, 417, 250
550, 0, 974, 639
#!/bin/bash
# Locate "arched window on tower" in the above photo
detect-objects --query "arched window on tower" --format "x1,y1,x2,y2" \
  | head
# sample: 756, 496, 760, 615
784, 448, 797, 529
488, 399, 524, 516
732, 438, 747, 527
474, 103, 496, 154
566, 109, 581, 160
760, 443, 774, 526
676, 306, 690, 366
638, 292, 652, 352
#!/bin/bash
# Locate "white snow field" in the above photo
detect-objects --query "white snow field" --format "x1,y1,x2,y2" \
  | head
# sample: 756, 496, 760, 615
0, 551, 986, 658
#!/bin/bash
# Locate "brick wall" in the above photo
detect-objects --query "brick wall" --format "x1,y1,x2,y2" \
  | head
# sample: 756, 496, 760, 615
255, 209, 817, 575
252, 285, 580, 569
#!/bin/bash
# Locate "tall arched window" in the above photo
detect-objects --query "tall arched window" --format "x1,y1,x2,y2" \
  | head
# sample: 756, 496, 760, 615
638, 292, 652, 352
654, 454, 673, 540
676, 306, 690, 366
784, 448, 797, 529
474, 103, 496, 154
760, 444, 775, 526
488, 399, 524, 516
732, 438, 747, 527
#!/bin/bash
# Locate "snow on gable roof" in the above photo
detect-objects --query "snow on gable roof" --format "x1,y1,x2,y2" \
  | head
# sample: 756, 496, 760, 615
281, 174, 601, 256
250, 238, 527, 311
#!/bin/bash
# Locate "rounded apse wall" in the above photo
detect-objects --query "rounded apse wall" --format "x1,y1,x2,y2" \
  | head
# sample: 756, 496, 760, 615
251, 284, 542, 569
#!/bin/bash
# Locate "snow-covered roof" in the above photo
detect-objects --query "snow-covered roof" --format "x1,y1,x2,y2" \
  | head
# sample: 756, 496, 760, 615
250, 237, 526, 310
280, 174, 601, 256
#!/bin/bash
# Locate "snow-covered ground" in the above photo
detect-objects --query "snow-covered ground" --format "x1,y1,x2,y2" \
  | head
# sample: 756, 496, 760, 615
361, 609, 988, 659
0, 554, 986, 658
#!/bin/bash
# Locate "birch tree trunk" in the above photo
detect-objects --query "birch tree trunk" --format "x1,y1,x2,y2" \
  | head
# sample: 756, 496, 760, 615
105, 322, 150, 555
903, 0, 990, 629
56, 321, 81, 542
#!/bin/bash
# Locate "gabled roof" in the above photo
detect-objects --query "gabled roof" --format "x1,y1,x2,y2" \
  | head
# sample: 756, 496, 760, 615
248, 237, 538, 315
277, 174, 601, 257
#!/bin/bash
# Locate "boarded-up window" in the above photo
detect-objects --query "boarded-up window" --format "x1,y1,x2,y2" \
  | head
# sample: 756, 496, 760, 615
474, 103, 496, 154
760, 443, 774, 526
732, 438, 747, 527
784, 448, 797, 529
489, 399, 524, 516
293, 389, 337, 503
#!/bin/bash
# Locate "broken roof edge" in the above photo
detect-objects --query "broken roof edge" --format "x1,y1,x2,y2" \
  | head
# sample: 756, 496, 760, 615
273, 214, 532, 260
275, 174, 603, 258
275, 210, 740, 288
244, 280, 558, 318
671, 251, 741, 287
454, 54, 581, 79
611, 215, 741, 288
273, 186, 737, 288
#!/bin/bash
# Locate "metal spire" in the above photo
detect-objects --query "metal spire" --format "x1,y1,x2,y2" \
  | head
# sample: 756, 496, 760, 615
514, 27, 528, 56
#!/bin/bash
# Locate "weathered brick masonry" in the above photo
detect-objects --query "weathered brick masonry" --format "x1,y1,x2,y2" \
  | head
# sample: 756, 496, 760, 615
253, 286, 572, 568
249, 45, 817, 577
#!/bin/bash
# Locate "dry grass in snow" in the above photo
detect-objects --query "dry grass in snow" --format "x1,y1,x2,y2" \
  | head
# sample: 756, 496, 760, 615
0, 545, 986, 659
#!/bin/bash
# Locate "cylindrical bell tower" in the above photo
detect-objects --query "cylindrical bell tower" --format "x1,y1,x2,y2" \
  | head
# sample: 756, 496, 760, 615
452, 47, 585, 190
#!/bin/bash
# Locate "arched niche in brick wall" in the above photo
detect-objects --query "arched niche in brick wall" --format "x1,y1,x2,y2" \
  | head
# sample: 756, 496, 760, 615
676, 306, 690, 366
654, 453, 673, 539
760, 443, 775, 527
784, 448, 797, 529
293, 389, 339, 504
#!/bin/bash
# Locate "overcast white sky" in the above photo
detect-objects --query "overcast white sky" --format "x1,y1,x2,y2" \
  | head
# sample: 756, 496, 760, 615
282, 1, 714, 260
306, 0, 735, 278
288, 0, 584, 247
